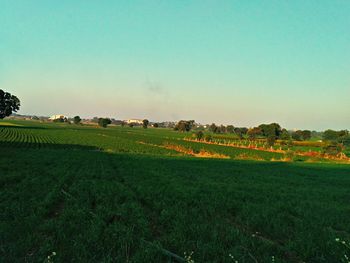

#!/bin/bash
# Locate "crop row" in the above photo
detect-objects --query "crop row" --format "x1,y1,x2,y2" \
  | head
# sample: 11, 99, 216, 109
0, 127, 56, 148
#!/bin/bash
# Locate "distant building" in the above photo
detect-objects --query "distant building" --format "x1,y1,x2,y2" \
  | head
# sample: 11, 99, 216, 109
49, 115, 66, 121
125, 119, 144, 125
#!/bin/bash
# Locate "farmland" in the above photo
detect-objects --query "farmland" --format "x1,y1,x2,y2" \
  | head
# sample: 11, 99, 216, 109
1, 120, 350, 263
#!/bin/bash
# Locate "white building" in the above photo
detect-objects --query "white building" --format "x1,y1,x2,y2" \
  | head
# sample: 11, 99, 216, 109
49, 115, 66, 120
125, 119, 144, 124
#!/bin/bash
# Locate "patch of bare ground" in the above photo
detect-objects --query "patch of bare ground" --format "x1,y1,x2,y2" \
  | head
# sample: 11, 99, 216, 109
137, 141, 230, 159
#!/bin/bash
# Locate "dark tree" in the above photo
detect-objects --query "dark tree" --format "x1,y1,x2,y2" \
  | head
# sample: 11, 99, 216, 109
0, 89, 20, 119
280, 129, 291, 140
265, 125, 277, 146
153, 123, 159, 128
292, 130, 303, 141
53, 117, 64, 123
301, 130, 311, 141
73, 116, 82, 125
247, 127, 262, 140
142, 119, 149, 129
174, 120, 194, 132
234, 127, 243, 139
226, 125, 234, 133
204, 134, 212, 142
209, 123, 218, 133
219, 125, 227, 133
323, 129, 339, 142
342, 135, 350, 147
259, 123, 282, 139
240, 127, 248, 135
195, 131, 204, 141
98, 118, 111, 128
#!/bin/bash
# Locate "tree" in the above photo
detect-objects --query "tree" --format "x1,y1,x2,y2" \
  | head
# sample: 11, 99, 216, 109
209, 123, 218, 133
219, 125, 227, 133
280, 129, 291, 140
0, 89, 20, 119
174, 120, 194, 132
259, 123, 282, 139
258, 124, 280, 146
323, 129, 339, 142
301, 130, 311, 141
240, 127, 248, 135
342, 135, 350, 147
247, 127, 262, 140
234, 127, 243, 139
98, 118, 111, 128
292, 130, 303, 141
153, 123, 159, 128
142, 119, 149, 129
53, 117, 64, 123
204, 134, 212, 142
195, 131, 204, 141
265, 125, 277, 146
226, 125, 234, 133
73, 116, 82, 125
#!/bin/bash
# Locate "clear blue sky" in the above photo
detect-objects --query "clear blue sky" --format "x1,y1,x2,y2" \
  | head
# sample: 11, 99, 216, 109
1, 0, 349, 130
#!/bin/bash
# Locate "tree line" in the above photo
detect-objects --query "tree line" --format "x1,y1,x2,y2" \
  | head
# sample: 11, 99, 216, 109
1, 89, 349, 149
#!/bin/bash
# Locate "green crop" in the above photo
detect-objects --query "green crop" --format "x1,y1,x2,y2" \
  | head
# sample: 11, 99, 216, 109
1, 120, 350, 262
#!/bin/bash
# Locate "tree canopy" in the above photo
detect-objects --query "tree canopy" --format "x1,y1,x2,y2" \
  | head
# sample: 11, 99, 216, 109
98, 118, 111, 128
0, 89, 20, 119
142, 119, 149, 129
73, 116, 82, 125
174, 120, 195, 132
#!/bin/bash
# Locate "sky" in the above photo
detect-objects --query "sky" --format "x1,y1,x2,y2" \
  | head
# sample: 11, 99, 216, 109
0, 0, 349, 130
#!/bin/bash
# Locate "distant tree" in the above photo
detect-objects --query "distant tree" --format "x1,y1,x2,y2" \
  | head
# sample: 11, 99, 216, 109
195, 131, 204, 141
174, 120, 194, 132
256, 123, 281, 146
0, 89, 20, 119
247, 127, 263, 140
292, 130, 303, 141
128, 123, 134, 128
323, 129, 340, 142
226, 125, 234, 133
53, 117, 64, 123
31, 116, 40, 120
153, 123, 159, 128
259, 123, 282, 139
204, 134, 212, 142
301, 130, 311, 141
209, 123, 218, 133
240, 127, 248, 135
280, 129, 291, 140
98, 118, 111, 128
219, 125, 227, 133
142, 119, 149, 129
234, 127, 243, 139
92, 117, 99, 123
265, 125, 277, 146
342, 135, 350, 147
73, 116, 82, 125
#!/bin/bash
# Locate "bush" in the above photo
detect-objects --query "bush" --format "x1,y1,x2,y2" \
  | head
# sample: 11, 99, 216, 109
204, 134, 212, 142
98, 118, 111, 128
195, 131, 204, 141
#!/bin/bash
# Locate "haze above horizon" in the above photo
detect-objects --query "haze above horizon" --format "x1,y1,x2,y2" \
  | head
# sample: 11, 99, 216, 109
1, 0, 349, 130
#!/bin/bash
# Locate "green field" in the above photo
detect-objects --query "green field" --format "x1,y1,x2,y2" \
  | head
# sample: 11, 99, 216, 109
1, 120, 350, 262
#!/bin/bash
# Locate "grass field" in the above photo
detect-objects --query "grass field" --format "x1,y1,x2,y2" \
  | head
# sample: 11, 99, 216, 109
1, 120, 350, 262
